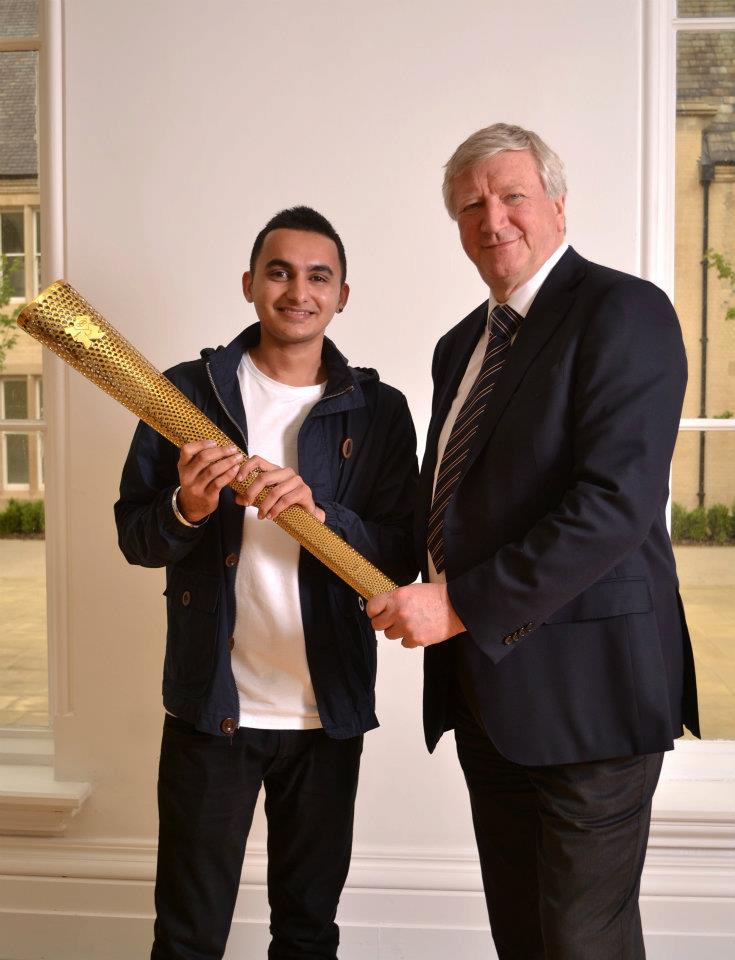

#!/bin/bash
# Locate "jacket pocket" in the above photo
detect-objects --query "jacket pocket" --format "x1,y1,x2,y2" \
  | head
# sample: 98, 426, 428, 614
545, 577, 652, 624
163, 567, 221, 696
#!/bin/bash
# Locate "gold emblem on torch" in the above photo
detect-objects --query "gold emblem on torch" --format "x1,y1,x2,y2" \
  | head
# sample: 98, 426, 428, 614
64, 315, 105, 349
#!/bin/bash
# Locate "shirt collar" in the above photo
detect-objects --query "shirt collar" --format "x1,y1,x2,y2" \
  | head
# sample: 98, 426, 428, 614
487, 241, 569, 323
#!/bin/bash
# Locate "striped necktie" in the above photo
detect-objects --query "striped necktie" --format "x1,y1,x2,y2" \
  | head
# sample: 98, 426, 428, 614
427, 303, 523, 575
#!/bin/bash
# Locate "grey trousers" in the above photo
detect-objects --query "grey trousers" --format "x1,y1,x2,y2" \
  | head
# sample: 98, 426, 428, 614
454, 698, 663, 960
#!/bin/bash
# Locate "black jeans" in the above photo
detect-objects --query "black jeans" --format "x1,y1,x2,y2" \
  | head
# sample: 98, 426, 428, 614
151, 715, 363, 960
454, 697, 663, 960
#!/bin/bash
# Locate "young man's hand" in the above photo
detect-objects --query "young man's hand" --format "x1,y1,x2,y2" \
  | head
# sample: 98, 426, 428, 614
235, 455, 326, 523
177, 440, 244, 523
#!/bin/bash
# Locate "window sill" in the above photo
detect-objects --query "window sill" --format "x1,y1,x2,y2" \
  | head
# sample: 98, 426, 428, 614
0, 765, 91, 836
650, 740, 735, 873
0, 734, 91, 836
0, 730, 54, 766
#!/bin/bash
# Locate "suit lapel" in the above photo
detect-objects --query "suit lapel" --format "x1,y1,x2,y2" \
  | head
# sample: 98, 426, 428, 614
416, 248, 587, 564
461, 247, 587, 477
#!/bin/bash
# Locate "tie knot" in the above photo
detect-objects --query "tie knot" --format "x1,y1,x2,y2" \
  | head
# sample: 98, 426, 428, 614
490, 303, 523, 342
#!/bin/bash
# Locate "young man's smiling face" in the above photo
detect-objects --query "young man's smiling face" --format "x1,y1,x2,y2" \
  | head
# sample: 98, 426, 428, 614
242, 228, 349, 348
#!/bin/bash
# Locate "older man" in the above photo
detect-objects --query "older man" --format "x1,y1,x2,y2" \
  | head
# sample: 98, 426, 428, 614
368, 124, 699, 959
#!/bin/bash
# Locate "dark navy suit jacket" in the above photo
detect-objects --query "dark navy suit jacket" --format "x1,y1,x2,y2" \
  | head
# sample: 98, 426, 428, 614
418, 247, 700, 764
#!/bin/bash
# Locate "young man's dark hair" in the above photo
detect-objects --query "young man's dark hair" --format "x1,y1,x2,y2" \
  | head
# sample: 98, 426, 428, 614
249, 205, 348, 283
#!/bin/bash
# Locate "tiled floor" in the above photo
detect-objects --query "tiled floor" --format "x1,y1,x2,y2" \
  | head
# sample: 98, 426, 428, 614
0, 541, 732, 737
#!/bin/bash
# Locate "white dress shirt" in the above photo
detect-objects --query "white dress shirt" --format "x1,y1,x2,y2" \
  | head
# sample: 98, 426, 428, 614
428, 242, 569, 583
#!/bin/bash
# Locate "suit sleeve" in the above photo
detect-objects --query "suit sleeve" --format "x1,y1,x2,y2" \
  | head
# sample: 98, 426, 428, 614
446, 279, 687, 664
319, 392, 419, 587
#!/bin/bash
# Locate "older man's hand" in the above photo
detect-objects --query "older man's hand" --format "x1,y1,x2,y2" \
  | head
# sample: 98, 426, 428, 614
367, 583, 466, 648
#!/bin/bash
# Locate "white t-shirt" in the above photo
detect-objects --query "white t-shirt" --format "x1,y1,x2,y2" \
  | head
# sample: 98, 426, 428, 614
232, 351, 326, 729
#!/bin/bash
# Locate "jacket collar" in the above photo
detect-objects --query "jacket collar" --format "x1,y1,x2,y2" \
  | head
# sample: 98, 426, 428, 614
202, 323, 368, 447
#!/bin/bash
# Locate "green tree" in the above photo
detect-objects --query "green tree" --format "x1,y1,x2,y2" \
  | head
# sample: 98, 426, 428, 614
0, 255, 26, 370
705, 249, 735, 321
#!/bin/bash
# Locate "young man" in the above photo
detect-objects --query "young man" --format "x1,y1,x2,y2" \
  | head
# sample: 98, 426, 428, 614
115, 206, 418, 960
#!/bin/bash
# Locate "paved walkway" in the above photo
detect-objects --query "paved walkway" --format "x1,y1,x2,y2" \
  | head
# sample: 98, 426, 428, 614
0, 541, 732, 736
676, 545, 735, 739
0, 539, 48, 727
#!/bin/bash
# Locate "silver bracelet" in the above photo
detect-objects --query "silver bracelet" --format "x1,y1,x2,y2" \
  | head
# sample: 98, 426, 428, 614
171, 486, 207, 528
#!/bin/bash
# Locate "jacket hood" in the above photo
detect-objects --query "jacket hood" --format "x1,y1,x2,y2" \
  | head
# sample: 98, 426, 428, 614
201, 322, 379, 397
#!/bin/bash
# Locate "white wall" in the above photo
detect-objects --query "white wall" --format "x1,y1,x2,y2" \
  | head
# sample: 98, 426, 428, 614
4, 1, 733, 958
57, 0, 643, 833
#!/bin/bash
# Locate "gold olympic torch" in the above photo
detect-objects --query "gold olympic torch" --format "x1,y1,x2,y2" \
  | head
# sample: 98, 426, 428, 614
17, 280, 397, 599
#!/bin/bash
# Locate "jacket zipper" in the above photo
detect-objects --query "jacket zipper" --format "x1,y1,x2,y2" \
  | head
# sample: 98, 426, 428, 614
205, 359, 247, 738
320, 384, 354, 403
205, 361, 249, 453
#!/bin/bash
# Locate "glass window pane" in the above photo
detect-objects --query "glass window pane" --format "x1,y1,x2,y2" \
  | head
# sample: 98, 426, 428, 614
4, 432, 29, 484
676, 30, 735, 418
3, 378, 28, 418
3, 254, 25, 297
1, 211, 24, 253
0, 0, 38, 38
678, 1, 735, 16
671, 429, 735, 739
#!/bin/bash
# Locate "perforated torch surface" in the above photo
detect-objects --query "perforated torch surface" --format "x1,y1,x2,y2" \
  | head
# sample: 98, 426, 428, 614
17, 280, 397, 599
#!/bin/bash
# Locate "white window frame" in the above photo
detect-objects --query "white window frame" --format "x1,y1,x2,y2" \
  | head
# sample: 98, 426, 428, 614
0, 2, 89, 834
642, 0, 735, 818
33, 206, 40, 297
35, 430, 44, 490
35, 375, 44, 490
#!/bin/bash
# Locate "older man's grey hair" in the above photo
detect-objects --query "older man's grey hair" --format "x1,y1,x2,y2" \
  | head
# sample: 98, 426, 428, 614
442, 123, 567, 219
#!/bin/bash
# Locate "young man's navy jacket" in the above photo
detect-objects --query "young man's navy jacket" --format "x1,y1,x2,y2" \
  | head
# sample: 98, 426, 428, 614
115, 323, 419, 739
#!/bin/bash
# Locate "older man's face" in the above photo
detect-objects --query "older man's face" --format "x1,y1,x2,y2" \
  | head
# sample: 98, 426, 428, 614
452, 150, 565, 301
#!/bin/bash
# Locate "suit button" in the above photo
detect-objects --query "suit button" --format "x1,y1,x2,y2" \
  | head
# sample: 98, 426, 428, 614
225, 553, 239, 567
228, 635, 235, 651
358, 596, 365, 612
181, 590, 191, 606
220, 717, 237, 735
